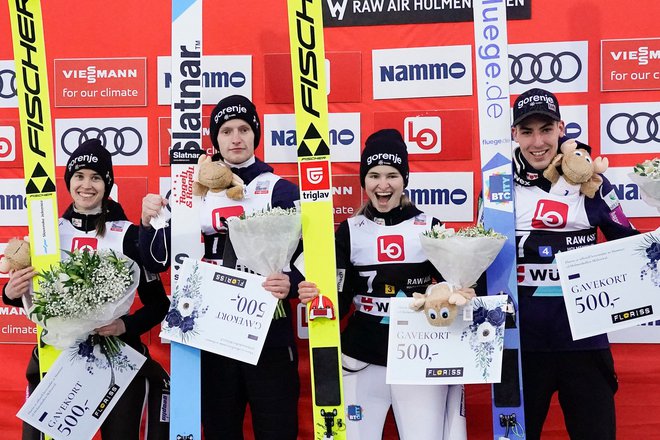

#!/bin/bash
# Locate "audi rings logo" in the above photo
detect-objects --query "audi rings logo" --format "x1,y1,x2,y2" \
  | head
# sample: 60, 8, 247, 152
0, 69, 17, 99
61, 127, 142, 156
509, 52, 582, 85
606, 112, 660, 144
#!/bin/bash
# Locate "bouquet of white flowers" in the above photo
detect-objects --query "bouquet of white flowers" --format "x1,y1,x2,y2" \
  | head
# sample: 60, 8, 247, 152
24, 249, 140, 349
629, 158, 660, 212
420, 224, 506, 290
227, 207, 301, 319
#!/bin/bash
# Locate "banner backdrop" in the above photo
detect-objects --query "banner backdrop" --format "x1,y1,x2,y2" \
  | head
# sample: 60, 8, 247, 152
1, 1, 659, 439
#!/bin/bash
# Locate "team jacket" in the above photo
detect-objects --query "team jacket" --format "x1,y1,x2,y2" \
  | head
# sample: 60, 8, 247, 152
514, 148, 638, 352
338, 203, 442, 366
3, 200, 170, 351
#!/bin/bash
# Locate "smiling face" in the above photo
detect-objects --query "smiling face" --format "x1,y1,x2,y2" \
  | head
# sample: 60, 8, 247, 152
512, 116, 566, 170
216, 119, 255, 165
69, 169, 105, 212
364, 165, 405, 213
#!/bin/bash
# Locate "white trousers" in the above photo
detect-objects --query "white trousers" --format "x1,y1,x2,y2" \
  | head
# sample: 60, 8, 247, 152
342, 355, 467, 440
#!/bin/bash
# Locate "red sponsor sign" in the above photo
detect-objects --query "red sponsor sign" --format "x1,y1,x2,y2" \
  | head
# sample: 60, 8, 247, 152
0, 306, 36, 344
158, 116, 214, 166
54, 58, 147, 107
377, 235, 405, 262
264, 52, 361, 103
373, 110, 473, 161
56, 177, 148, 224
299, 161, 331, 191
532, 200, 568, 229
211, 206, 245, 232
0, 119, 23, 168
601, 38, 660, 91
331, 174, 361, 224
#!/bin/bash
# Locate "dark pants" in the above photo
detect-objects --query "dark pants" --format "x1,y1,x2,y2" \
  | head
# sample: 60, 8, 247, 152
522, 349, 618, 440
24, 345, 170, 440
201, 346, 300, 440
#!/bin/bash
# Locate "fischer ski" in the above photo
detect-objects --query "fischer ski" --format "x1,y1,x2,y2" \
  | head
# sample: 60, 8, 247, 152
473, 2, 526, 439
287, 1, 346, 439
169, 1, 204, 438
8, 0, 62, 390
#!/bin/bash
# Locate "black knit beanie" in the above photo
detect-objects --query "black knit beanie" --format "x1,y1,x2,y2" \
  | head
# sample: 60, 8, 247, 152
64, 138, 114, 199
360, 129, 409, 188
209, 95, 261, 154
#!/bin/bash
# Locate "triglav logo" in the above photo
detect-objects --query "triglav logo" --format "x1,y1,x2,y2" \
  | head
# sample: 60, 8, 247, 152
377, 235, 405, 262
532, 200, 568, 229
0, 125, 15, 160
61, 127, 142, 157
404, 117, 441, 154
306, 167, 324, 185
0, 68, 17, 99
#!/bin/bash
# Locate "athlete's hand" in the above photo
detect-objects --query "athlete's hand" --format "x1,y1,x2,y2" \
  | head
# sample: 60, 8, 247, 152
141, 194, 168, 227
298, 281, 319, 304
95, 319, 127, 337
263, 273, 290, 299
4, 267, 37, 300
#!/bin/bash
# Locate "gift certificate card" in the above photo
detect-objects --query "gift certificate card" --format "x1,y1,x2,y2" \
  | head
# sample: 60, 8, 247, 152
556, 231, 660, 340
386, 295, 508, 385
18, 339, 146, 440
160, 259, 278, 365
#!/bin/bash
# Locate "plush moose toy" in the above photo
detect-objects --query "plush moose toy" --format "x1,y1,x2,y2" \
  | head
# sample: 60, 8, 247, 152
410, 283, 475, 327
543, 139, 609, 198
192, 154, 245, 200
0, 237, 31, 273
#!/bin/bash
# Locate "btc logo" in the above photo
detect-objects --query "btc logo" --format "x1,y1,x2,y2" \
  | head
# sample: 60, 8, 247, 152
377, 235, 405, 262
0, 125, 16, 161
71, 237, 98, 252
299, 161, 330, 191
404, 116, 441, 154
532, 200, 568, 229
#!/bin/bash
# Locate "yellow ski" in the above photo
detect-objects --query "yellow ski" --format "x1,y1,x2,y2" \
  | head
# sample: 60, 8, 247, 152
287, 1, 346, 438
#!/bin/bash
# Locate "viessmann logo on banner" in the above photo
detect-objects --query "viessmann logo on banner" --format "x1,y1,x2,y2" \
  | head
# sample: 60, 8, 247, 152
264, 113, 360, 163
373, 45, 472, 99
404, 172, 473, 222
55, 117, 149, 166
0, 61, 18, 108
157, 55, 252, 105
600, 102, 660, 154
54, 58, 147, 107
508, 41, 588, 93
321, 0, 530, 27
0, 179, 27, 226
601, 38, 660, 91
373, 109, 473, 161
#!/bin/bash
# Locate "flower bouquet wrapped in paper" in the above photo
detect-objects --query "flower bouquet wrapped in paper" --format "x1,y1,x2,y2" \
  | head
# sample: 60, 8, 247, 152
23, 249, 139, 349
629, 158, 660, 212
420, 224, 506, 291
227, 207, 301, 319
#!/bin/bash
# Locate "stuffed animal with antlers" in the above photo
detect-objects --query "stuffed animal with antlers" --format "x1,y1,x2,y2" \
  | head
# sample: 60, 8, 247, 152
543, 139, 609, 198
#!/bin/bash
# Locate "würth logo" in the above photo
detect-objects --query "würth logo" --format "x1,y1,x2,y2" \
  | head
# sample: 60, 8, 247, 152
377, 235, 405, 262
